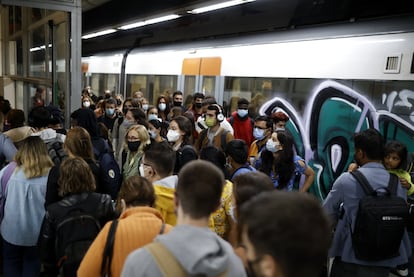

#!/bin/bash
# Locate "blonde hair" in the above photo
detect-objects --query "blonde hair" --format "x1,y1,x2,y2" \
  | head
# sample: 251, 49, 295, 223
58, 157, 96, 197
123, 124, 150, 153
64, 127, 95, 160
15, 136, 53, 178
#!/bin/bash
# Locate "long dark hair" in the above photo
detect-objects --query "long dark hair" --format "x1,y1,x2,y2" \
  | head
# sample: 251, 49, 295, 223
260, 131, 295, 189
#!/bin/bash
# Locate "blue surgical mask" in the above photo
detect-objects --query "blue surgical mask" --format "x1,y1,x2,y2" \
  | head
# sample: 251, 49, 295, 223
149, 130, 157, 139
158, 103, 166, 111
237, 109, 248, 118
148, 114, 158, 121
142, 104, 149, 111
122, 119, 134, 128
253, 128, 265, 140
106, 108, 115, 116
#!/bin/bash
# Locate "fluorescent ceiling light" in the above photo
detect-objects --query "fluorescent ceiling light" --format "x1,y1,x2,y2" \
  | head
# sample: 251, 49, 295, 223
189, 0, 256, 14
119, 14, 180, 30
30, 44, 52, 52
82, 29, 117, 39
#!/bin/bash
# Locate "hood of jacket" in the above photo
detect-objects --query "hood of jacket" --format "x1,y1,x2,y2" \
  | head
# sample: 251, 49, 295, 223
157, 224, 231, 276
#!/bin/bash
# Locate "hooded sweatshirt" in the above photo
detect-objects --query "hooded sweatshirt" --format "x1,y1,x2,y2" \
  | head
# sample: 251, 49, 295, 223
153, 175, 178, 226
121, 224, 246, 277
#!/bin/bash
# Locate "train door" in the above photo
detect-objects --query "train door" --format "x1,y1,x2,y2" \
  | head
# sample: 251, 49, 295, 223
182, 57, 222, 102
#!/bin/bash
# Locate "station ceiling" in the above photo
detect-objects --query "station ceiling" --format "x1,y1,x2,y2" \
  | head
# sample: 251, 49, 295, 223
81, 0, 414, 56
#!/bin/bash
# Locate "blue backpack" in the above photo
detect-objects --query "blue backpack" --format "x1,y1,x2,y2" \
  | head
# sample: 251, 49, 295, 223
93, 140, 122, 200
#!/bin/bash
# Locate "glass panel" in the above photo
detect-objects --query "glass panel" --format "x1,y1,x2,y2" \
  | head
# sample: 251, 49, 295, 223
29, 25, 49, 78
31, 8, 46, 24
8, 39, 23, 75
8, 6, 22, 35
126, 75, 177, 105
184, 76, 196, 95
201, 76, 215, 97
54, 21, 68, 111
90, 73, 119, 98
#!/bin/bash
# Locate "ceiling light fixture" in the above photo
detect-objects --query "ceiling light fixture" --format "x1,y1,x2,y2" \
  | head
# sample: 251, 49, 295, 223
82, 29, 117, 39
118, 14, 180, 30
189, 0, 256, 14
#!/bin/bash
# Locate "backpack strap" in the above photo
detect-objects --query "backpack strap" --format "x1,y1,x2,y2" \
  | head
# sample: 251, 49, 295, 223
101, 219, 119, 277
146, 242, 187, 277
229, 116, 234, 126
350, 170, 376, 196
387, 173, 399, 196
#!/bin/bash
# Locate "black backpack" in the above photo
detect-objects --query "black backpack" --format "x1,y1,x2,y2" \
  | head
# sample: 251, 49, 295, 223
46, 139, 67, 167
55, 200, 104, 276
350, 170, 408, 261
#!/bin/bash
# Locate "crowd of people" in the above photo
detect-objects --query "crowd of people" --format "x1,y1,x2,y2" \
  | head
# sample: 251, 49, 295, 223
0, 87, 412, 277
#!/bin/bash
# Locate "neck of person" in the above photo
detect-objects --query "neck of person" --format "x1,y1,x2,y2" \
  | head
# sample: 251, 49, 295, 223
176, 206, 209, 228
209, 124, 220, 133
173, 138, 183, 150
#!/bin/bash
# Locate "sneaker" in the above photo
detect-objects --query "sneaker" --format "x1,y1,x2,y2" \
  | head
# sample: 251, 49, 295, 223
390, 268, 409, 277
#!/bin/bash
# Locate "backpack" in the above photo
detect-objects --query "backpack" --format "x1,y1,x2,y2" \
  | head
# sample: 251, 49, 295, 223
46, 139, 67, 167
55, 207, 102, 276
350, 170, 408, 261
0, 162, 17, 222
94, 141, 122, 200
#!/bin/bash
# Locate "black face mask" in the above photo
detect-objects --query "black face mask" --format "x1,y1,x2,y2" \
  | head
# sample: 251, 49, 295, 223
173, 101, 182, 107
127, 141, 141, 152
195, 103, 203, 109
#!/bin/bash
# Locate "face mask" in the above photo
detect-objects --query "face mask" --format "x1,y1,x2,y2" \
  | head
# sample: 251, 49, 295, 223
237, 109, 248, 118
275, 127, 285, 131
122, 119, 134, 128
195, 103, 203, 109
83, 101, 90, 108
116, 99, 122, 106
253, 128, 265, 140
106, 108, 115, 116
205, 117, 216, 127
149, 130, 157, 139
266, 139, 279, 153
167, 130, 180, 142
148, 114, 158, 121
139, 164, 145, 177
158, 103, 166, 111
128, 141, 141, 152
173, 101, 182, 107
142, 104, 149, 111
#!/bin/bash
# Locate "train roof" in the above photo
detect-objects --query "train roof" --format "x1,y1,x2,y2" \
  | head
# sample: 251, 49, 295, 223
82, 0, 414, 56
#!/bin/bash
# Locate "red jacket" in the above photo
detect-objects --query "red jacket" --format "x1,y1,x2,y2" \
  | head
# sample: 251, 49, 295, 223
228, 111, 254, 146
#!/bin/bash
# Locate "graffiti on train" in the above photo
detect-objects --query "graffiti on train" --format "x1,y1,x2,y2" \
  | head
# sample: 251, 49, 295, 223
259, 80, 414, 200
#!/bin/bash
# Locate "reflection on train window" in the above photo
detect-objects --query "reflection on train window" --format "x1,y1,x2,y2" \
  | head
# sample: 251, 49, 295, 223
126, 74, 177, 105
90, 73, 119, 97
8, 6, 22, 35
202, 76, 215, 97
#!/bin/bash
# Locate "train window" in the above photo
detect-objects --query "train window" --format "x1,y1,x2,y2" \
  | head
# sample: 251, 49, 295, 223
89, 73, 119, 97
126, 74, 177, 105
201, 76, 216, 97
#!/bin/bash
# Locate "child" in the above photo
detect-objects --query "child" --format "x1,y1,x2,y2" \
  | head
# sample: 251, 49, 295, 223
384, 141, 414, 195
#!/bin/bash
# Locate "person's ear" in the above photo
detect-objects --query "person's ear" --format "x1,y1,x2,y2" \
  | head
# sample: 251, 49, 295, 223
120, 199, 127, 213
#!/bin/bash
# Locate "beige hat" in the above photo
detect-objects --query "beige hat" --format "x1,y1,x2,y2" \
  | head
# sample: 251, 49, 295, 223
4, 126, 36, 143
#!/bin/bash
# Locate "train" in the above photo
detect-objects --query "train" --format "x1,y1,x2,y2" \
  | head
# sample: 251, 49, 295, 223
81, 15, 414, 199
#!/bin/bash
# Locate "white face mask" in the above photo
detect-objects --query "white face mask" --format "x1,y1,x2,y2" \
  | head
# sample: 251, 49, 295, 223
142, 104, 149, 111
158, 103, 166, 111
139, 164, 145, 177
266, 139, 280, 153
167, 129, 180, 142
82, 101, 90, 108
